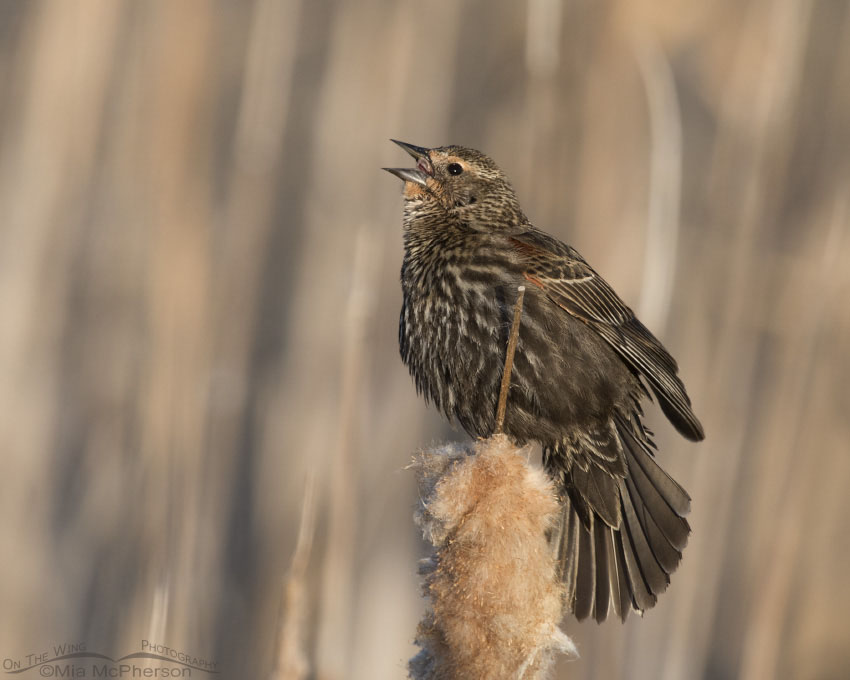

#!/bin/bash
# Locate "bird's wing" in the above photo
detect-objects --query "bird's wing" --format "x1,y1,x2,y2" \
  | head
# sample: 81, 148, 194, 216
509, 229, 704, 441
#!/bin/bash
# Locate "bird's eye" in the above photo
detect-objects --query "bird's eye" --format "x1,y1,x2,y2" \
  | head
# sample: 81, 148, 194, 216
447, 163, 463, 175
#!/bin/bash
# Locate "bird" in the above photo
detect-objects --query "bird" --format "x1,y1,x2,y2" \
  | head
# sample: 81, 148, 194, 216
385, 140, 705, 623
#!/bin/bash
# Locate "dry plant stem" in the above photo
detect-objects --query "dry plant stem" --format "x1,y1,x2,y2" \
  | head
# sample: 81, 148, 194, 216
494, 285, 526, 434
272, 468, 317, 680
316, 229, 378, 678
635, 35, 682, 335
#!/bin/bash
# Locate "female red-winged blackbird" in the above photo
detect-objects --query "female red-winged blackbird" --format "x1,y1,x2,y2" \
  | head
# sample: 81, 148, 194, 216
385, 140, 704, 623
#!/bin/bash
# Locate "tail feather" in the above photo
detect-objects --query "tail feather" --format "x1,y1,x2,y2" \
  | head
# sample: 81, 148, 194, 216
615, 518, 656, 612
606, 525, 631, 621
557, 497, 578, 593
618, 421, 690, 551
626, 432, 691, 518
558, 502, 617, 623
570, 459, 621, 528
552, 414, 691, 622
631, 493, 683, 575
592, 517, 611, 623
620, 476, 670, 596
574, 512, 595, 621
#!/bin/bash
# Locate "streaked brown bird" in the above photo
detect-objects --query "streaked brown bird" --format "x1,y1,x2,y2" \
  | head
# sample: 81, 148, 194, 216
385, 140, 705, 622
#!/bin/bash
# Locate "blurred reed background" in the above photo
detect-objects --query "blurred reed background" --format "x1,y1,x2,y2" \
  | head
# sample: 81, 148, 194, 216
0, 1, 848, 678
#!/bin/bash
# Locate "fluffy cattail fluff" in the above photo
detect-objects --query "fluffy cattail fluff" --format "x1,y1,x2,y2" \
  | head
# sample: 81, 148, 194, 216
409, 434, 577, 680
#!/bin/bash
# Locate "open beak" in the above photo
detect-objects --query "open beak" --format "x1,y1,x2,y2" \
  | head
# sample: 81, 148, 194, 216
391, 139, 430, 160
383, 139, 433, 186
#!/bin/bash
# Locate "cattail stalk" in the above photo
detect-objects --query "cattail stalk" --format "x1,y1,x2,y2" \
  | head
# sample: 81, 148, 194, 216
495, 285, 526, 434
272, 469, 317, 680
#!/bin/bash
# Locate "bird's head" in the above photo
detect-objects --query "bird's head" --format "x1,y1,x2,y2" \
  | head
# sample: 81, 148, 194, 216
384, 141, 526, 231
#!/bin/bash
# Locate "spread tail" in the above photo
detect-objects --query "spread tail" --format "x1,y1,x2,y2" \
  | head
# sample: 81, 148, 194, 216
548, 415, 690, 622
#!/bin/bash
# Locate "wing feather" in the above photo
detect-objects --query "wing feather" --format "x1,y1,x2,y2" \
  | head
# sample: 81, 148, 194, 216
510, 230, 704, 441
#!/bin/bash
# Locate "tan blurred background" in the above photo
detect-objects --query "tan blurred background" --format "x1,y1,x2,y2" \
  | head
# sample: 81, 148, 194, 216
1, 1, 848, 678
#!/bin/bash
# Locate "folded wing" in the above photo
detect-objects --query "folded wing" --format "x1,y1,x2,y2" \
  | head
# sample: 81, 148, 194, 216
510, 229, 704, 441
